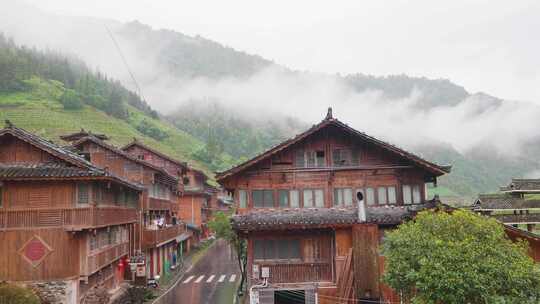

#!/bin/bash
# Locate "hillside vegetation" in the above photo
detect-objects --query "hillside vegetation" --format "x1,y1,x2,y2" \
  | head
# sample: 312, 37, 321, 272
0, 34, 231, 179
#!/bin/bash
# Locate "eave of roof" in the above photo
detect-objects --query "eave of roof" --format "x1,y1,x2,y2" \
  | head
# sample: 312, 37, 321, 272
216, 116, 450, 182
121, 140, 187, 169
0, 126, 94, 169
71, 136, 178, 185
231, 203, 435, 232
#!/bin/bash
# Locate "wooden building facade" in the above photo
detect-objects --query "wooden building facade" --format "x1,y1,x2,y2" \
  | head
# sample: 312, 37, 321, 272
66, 135, 186, 280
0, 123, 142, 303
121, 139, 205, 250
217, 109, 451, 304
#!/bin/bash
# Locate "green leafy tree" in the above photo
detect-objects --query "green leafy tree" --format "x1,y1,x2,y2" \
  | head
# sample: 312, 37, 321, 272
0, 283, 40, 304
382, 209, 540, 304
208, 211, 247, 296
60, 88, 84, 110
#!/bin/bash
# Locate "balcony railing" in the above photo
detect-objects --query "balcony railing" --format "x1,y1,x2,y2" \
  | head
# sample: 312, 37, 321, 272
142, 224, 186, 249
491, 213, 540, 223
0, 207, 138, 231
147, 197, 173, 211
82, 242, 129, 276
259, 262, 333, 283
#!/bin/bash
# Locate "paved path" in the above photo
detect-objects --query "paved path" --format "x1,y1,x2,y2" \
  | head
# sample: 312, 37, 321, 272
158, 239, 240, 304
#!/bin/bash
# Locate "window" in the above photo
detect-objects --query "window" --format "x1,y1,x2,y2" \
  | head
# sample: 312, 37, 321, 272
253, 239, 301, 260
413, 185, 422, 204
388, 186, 397, 204
89, 234, 98, 251
252, 190, 274, 208
377, 187, 388, 204
290, 190, 300, 208
403, 184, 422, 205
365, 187, 375, 205
303, 189, 324, 208
77, 183, 89, 204
278, 190, 289, 207
149, 183, 171, 200
295, 149, 325, 168
124, 162, 139, 172
295, 150, 305, 168
403, 185, 412, 205
0, 185, 3, 207
238, 190, 247, 208
333, 188, 353, 206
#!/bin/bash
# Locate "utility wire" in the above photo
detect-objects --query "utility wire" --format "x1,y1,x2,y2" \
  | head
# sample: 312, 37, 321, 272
104, 24, 146, 102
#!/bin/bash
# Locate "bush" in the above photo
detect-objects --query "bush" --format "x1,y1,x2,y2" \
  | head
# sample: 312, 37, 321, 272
382, 209, 540, 304
60, 89, 83, 110
136, 119, 168, 141
0, 282, 40, 304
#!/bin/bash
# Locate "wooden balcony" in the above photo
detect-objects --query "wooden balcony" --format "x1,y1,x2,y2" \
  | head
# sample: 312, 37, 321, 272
82, 242, 129, 276
147, 198, 173, 211
0, 207, 138, 231
142, 224, 186, 249
259, 262, 333, 283
491, 213, 540, 224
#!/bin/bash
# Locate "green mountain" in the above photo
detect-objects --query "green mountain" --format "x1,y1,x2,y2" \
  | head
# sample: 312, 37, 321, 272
0, 33, 226, 179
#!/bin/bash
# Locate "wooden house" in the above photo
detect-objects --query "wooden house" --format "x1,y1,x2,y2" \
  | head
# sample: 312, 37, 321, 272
0, 122, 142, 303
64, 134, 187, 280
217, 109, 451, 304
178, 167, 213, 240
472, 179, 540, 232
121, 139, 203, 250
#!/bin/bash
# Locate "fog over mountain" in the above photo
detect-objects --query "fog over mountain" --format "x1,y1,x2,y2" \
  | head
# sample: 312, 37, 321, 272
3, 1, 540, 197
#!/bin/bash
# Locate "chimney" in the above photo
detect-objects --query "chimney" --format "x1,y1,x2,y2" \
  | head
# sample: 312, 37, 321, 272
357, 191, 366, 222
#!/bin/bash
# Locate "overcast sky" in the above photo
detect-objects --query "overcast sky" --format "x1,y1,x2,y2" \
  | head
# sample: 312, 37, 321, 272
23, 0, 540, 103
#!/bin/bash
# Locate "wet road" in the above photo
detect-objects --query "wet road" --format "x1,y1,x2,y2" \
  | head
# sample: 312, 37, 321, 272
158, 240, 240, 304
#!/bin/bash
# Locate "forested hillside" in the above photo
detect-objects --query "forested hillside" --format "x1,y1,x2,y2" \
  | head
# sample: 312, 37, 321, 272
0, 33, 231, 178
3, 4, 540, 200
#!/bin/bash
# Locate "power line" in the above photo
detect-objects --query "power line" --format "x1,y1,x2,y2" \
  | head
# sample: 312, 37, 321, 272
103, 24, 146, 102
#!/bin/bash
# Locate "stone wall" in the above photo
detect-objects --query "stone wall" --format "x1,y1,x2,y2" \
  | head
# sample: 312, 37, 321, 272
27, 281, 70, 304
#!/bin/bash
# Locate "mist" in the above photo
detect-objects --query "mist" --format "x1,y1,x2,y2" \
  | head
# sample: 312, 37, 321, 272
2, 1, 540, 160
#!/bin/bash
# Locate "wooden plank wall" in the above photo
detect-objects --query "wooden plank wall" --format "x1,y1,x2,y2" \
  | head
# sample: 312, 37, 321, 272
0, 228, 81, 281
4, 181, 74, 209
0, 135, 61, 164
352, 224, 380, 299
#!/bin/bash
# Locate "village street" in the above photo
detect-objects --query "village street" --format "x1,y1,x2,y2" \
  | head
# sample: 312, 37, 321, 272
156, 240, 240, 304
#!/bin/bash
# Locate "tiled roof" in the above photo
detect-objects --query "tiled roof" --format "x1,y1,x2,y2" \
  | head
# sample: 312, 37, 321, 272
216, 111, 451, 181
231, 203, 435, 232
472, 194, 540, 210
0, 163, 102, 178
71, 135, 178, 187
121, 139, 188, 169
60, 129, 109, 141
500, 179, 540, 192
0, 124, 143, 190
0, 124, 94, 169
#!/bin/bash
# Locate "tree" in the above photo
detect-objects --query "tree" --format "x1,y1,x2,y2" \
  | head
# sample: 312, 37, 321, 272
382, 209, 540, 304
60, 88, 83, 110
208, 211, 247, 296
0, 283, 40, 304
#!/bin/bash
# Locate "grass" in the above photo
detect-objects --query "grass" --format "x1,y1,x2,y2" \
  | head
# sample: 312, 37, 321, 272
0, 80, 217, 181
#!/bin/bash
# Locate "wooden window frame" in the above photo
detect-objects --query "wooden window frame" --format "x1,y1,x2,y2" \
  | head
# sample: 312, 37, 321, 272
402, 184, 422, 205
302, 188, 324, 208
253, 238, 302, 262
77, 183, 90, 205
333, 188, 353, 207
238, 189, 248, 209
252, 189, 275, 208
278, 189, 290, 208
